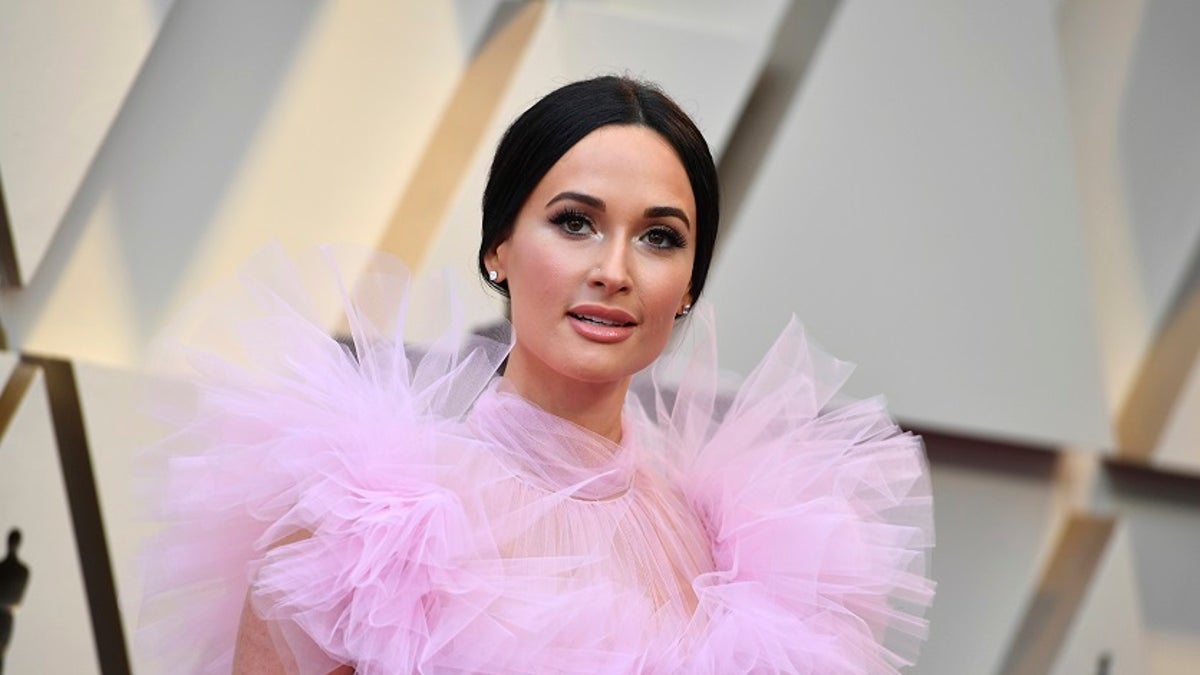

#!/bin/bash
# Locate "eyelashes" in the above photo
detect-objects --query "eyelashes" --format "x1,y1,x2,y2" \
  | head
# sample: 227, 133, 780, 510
643, 226, 687, 250
549, 208, 593, 235
548, 208, 688, 251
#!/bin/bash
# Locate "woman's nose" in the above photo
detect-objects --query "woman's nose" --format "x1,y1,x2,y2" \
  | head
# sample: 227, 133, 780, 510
588, 238, 632, 293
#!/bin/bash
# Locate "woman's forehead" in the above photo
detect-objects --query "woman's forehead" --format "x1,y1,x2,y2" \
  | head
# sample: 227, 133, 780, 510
533, 126, 696, 213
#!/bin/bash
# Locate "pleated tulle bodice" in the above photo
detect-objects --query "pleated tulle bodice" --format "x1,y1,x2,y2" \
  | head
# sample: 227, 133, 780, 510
466, 381, 714, 627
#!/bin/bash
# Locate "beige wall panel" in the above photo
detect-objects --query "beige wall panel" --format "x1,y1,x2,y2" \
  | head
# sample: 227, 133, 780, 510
0, 366, 99, 674
1115, 272, 1200, 462
0, 0, 174, 285
0, 350, 15, 386
704, 0, 1112, 448
919, 443, 1064, 675
1153, 347, 1200, 475
1145, 631, 1200, 675
1049, 524, 1148, 675
374, 1, 546, 272
1109, 468, 1200, 674
0, 0, 494, 369
1061, 0, 1200, 464
416, 0, 788, 336
72, 362, 168, 673
1058, 0, 1151, 414
1119, 0, 1200, 336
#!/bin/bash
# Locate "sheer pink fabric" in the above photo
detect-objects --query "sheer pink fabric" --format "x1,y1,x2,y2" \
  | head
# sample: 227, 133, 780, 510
139, 244, 934, 674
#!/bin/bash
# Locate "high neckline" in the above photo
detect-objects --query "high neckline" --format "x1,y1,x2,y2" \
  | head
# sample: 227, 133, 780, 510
468, 379, 637, 501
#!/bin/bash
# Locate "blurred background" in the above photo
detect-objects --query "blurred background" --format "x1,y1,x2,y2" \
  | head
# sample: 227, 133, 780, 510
1, 1, 1197, 672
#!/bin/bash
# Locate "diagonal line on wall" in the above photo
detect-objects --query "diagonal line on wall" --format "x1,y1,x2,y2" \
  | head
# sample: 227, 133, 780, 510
21, 354, 130, 675
1116, 263, 1200, 462
717, 0, 841, 244
0, 166, 22, 288
996, 513, 1116, 675
0, 359, 37, 440
373, 0, 544, 269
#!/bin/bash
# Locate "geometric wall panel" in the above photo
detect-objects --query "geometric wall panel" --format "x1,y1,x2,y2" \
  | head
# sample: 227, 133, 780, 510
705, 0, 1113, 448
1060, 0, 1200, 467
73, 362, 173, 675
919, 437, 1064, 675
1046, 523, 1148, 675
1111, 466, 1200, 671
1127, 252, 1200, 473
0, 1, 496, 369
1153, 346, 1200, 475
0, 359, 100, 674
996, 515, 1148, 674
1119, 0, 1200, 337
1057, 0, 1155, 415
373, 1, 546, 282
0, 0, 175, 287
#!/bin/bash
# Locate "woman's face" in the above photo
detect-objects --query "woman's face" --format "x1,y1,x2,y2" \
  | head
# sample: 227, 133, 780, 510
487, 124, 696, 387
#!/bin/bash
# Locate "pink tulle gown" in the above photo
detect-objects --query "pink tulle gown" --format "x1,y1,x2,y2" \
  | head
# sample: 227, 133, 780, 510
139, 245, 934, 674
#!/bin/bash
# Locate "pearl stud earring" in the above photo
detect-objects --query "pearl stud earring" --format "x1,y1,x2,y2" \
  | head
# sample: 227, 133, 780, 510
488, 270, 499, 282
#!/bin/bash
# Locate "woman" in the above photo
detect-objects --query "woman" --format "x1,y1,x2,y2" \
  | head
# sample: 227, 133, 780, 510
142, 76, 933, 674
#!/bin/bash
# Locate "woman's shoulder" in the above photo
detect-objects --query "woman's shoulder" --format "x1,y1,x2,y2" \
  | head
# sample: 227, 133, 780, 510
632, 305, 936, 672
145, 244, 510, 566
139, 244, 509, 673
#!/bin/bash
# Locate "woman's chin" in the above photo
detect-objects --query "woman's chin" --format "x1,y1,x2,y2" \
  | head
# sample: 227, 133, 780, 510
550, 357, 649, 389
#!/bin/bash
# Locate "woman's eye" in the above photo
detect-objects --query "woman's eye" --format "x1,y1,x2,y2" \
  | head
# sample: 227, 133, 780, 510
551, 210, 594, 236
643, 226, 686, 250
563, 218, 590, 234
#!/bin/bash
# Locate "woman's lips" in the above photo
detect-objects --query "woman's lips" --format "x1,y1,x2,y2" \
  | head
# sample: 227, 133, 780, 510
567, 305, 637, 343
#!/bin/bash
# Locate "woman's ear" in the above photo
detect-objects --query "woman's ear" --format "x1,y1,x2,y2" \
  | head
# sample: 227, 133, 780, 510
676, 291, 693, 318
484, 243, 506, 283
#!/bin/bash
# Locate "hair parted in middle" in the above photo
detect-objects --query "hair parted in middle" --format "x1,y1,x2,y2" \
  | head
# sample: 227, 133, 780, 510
479, 75, 720, 303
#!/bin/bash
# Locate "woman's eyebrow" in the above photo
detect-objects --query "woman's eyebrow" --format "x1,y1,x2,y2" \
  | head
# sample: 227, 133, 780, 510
644, 206, 691, 229
546, 191, 605, 210
547, 192, 691, 230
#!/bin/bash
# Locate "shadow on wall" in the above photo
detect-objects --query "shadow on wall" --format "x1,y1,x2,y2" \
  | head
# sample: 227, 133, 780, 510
1119, 0, 1200, 330
3, 0, 325, 343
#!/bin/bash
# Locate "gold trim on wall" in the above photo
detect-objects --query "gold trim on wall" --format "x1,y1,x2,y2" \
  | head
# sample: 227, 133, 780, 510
0, 167, 23, 288
17, 355, 132, 674
0, 359, 37, 438
374, 1, 545, 269
997, 513, 1116, 675
1116, 278, 1200, 462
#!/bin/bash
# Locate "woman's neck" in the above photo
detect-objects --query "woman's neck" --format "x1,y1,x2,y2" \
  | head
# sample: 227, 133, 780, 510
501, 349, 629, 444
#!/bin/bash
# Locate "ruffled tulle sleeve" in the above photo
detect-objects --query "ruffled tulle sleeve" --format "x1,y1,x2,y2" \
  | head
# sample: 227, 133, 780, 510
633, 305, 935, 674
138, 245, 510, 674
